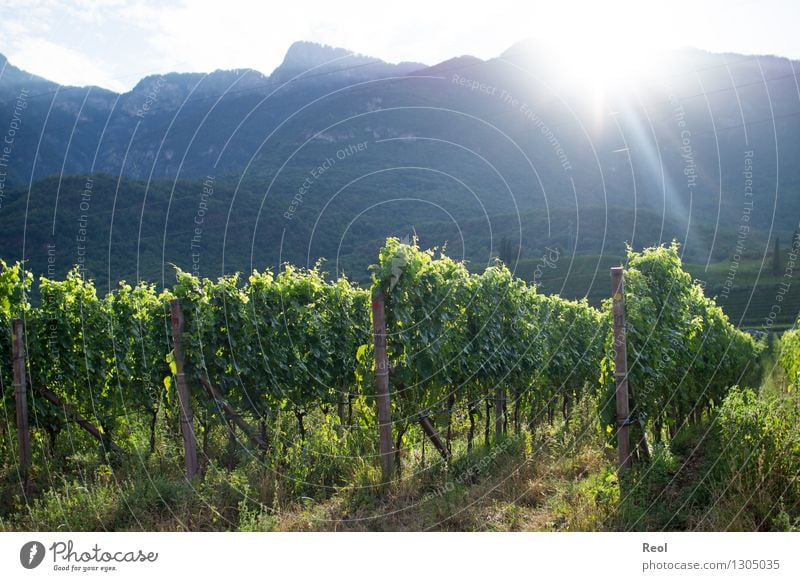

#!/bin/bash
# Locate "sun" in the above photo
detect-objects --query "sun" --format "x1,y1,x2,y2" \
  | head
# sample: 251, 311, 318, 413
557, 35, 655, 92
520, 1, 667, 95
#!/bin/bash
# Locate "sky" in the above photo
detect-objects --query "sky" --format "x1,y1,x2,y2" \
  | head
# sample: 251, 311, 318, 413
0, 0, 797, 92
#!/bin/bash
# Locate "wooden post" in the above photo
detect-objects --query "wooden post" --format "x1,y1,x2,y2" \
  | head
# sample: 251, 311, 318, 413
12, 319, 30, 483
371, 291, 394, 482
395, 382, 450, 461
494, 386, 504, 439
170, 300, 198, 480
198, 377, 267, 449
418, 413, 450, 460
336, 396, 346, 436
34, 384, 117, 449
611, 267, 632, 471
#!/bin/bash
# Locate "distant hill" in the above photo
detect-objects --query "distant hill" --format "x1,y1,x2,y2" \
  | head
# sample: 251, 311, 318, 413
0, 40, 798, 328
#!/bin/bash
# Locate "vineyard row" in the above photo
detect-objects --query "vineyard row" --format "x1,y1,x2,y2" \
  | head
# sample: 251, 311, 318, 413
0, 239, 773, 484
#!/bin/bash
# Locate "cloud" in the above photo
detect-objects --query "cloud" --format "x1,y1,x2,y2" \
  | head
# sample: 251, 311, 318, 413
143, 0, 313, 75
8, 38, 127, 91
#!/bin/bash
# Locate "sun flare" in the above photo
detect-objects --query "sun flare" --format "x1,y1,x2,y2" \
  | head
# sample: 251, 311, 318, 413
520, 1, 667, 94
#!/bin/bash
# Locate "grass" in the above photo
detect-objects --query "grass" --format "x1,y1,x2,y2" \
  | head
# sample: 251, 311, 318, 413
0, 397, 622, 532
1, 376, 798, 532
256, 424, 618, 532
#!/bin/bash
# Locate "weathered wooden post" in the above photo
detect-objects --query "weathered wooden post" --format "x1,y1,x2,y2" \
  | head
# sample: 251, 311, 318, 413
336, 396, 347, 436
12, 319, 31, 484
494, 387, 504, 440
170, 300, 199, 480
611, 267, 632, 471
371, 291, 394, 482
418, 413, 450, 460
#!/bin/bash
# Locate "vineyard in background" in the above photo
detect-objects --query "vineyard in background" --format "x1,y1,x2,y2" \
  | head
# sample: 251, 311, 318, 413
0, 239, 798, 531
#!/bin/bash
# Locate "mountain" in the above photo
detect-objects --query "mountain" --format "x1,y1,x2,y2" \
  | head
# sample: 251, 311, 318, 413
270, 41, 425, 82
0, 40, 799, 328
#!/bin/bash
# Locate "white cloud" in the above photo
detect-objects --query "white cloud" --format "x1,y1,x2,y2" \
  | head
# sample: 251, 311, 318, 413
144, 0, 313, 75
8, 38, 127, 91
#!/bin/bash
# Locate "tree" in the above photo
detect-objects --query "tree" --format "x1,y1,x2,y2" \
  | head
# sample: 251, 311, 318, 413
497, 236, 520, 268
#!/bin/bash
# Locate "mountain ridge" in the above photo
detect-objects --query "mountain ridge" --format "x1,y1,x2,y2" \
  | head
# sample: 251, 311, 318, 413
0, 41, 430, 98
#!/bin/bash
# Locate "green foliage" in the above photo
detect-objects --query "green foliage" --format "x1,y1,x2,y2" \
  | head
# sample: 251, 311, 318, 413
717, 387, 800, 508
0, 260, 32, 455
371, 237, 605, 439
372, 238, 471, 410
170, 264, 370, 424
601, 243, 763, 443
779, 324, 800, 390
